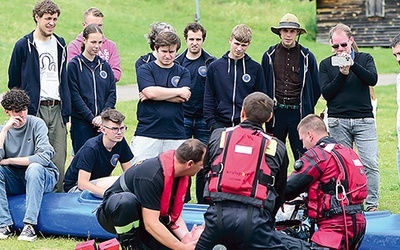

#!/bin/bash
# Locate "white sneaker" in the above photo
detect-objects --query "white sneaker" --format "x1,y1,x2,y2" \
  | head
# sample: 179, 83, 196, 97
18, 224, 37, 242
0, 226, 12, 240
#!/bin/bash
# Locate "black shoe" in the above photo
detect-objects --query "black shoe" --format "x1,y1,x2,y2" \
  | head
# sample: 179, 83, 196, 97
117, 228, 138, 250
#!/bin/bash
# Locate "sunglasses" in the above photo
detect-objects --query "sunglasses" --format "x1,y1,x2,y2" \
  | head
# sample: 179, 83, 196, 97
331, 42, 348, 49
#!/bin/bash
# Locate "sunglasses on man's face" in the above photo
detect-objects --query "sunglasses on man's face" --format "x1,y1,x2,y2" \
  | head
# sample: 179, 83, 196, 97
331, 42, 348, 49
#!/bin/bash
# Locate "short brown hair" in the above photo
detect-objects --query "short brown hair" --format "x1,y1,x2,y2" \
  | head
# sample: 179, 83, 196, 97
175, 139, 206, 164
242, 92, 273, 124
84, 7, 104, 21
32, 0, 60, 23
183, 22, 206, 41
101, 109, 125, 124
154, 31, 181, 51
1, 88, 30, 112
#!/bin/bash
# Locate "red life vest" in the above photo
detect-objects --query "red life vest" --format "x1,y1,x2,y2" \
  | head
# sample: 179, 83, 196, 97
205, 126, 276, 208
159, 150, 189, 229
306, 143, 368, 220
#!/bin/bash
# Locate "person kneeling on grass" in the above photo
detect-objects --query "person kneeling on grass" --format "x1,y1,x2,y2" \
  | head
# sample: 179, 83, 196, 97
0, 89, 59, 242
96, 139, 206, 250
63, 109, 133, 197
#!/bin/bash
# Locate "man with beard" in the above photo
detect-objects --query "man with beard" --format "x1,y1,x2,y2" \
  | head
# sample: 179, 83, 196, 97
175, 22, 216, 203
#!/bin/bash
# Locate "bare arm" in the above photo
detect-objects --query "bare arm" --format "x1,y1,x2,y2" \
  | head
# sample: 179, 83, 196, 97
142, 207, 195, 250
77, 169, 106, 197
121, 161, 131, 172
141, 86, 191, 102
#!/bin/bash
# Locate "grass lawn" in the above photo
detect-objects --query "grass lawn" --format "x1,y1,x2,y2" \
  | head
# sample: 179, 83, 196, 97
2, 84, 399, 249
0, 0, 399, 249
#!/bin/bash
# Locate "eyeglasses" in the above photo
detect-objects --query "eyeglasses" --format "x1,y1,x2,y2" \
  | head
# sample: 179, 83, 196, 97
103, 125, 127, 134
331, 42, 348, 49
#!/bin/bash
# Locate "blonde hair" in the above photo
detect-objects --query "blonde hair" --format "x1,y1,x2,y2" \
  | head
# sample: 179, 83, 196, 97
230, 24, 252, 43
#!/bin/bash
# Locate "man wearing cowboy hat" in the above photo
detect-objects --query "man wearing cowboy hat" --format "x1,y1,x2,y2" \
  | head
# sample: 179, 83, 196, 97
262, 13, 321, 161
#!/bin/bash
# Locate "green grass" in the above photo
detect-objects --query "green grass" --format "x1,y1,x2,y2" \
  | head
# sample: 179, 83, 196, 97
0, 0, 399, 249
3, 85, 399, 249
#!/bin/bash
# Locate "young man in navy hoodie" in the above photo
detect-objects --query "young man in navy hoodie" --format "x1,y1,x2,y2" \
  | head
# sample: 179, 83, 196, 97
8, 0, 71, 192
204, 24, 266, 132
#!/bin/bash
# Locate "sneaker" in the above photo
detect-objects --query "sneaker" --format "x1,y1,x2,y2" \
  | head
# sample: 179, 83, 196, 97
18, 224, 37, 242
0, 226, 12, 240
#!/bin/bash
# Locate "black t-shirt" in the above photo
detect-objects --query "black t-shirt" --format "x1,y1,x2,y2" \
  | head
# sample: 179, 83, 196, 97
104, 156, 180, 250
105, 157, 164, 209
64, 134, 133, 192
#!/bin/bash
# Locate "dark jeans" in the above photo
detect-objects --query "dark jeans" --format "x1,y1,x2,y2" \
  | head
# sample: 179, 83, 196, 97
184, 117, 210, 203
184, 117, 211, 144
70, 123, 100, 153
266, 107, 305, 160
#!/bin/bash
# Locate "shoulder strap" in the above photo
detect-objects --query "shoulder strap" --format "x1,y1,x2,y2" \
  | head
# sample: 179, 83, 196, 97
119, 173, 131, 192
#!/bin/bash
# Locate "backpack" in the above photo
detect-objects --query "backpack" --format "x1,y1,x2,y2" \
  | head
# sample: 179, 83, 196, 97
204, 126, 276, 208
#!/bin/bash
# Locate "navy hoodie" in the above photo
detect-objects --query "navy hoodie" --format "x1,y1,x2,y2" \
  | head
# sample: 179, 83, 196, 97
68, 54, 116, 125
204, 52, 267, 129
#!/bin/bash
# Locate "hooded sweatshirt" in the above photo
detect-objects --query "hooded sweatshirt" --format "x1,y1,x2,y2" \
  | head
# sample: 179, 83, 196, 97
67, 33, 122, 82
204, 52, 267, 129
68, 54, 116, 125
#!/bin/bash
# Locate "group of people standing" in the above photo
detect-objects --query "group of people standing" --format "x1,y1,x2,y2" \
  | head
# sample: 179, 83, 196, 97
0, 0, 383, 249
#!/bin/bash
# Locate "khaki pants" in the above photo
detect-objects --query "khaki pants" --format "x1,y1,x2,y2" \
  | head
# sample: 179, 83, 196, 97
38, 105, 67, 192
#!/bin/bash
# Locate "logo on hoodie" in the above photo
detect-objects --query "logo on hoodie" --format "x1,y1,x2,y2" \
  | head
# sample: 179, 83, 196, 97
100, 70, 108, 79
242, 74, 251, 83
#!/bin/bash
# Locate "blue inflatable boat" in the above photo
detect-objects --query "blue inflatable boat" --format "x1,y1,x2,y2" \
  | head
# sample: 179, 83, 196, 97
7, 191, 400, 249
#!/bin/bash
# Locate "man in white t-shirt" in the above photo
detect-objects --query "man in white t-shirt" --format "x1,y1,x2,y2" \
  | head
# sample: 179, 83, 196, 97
8, 0, 71, 192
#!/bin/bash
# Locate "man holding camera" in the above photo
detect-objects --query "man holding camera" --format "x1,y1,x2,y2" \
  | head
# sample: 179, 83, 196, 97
319, 23, 379, 212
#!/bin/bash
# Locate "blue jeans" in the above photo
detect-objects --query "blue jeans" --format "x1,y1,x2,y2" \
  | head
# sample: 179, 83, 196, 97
184, 117, 211, 144
0, 163, 57, 227
328, 117, 379, 208
184, 117, 210, 203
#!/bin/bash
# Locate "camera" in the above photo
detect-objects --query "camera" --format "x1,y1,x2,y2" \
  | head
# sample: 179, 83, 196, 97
331, 56, 352, 66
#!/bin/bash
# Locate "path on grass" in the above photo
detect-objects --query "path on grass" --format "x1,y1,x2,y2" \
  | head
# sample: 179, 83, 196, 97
116, 74, 398, 102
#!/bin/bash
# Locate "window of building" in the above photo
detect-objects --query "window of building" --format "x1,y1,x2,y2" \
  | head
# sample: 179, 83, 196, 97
366, 0, 385, 17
